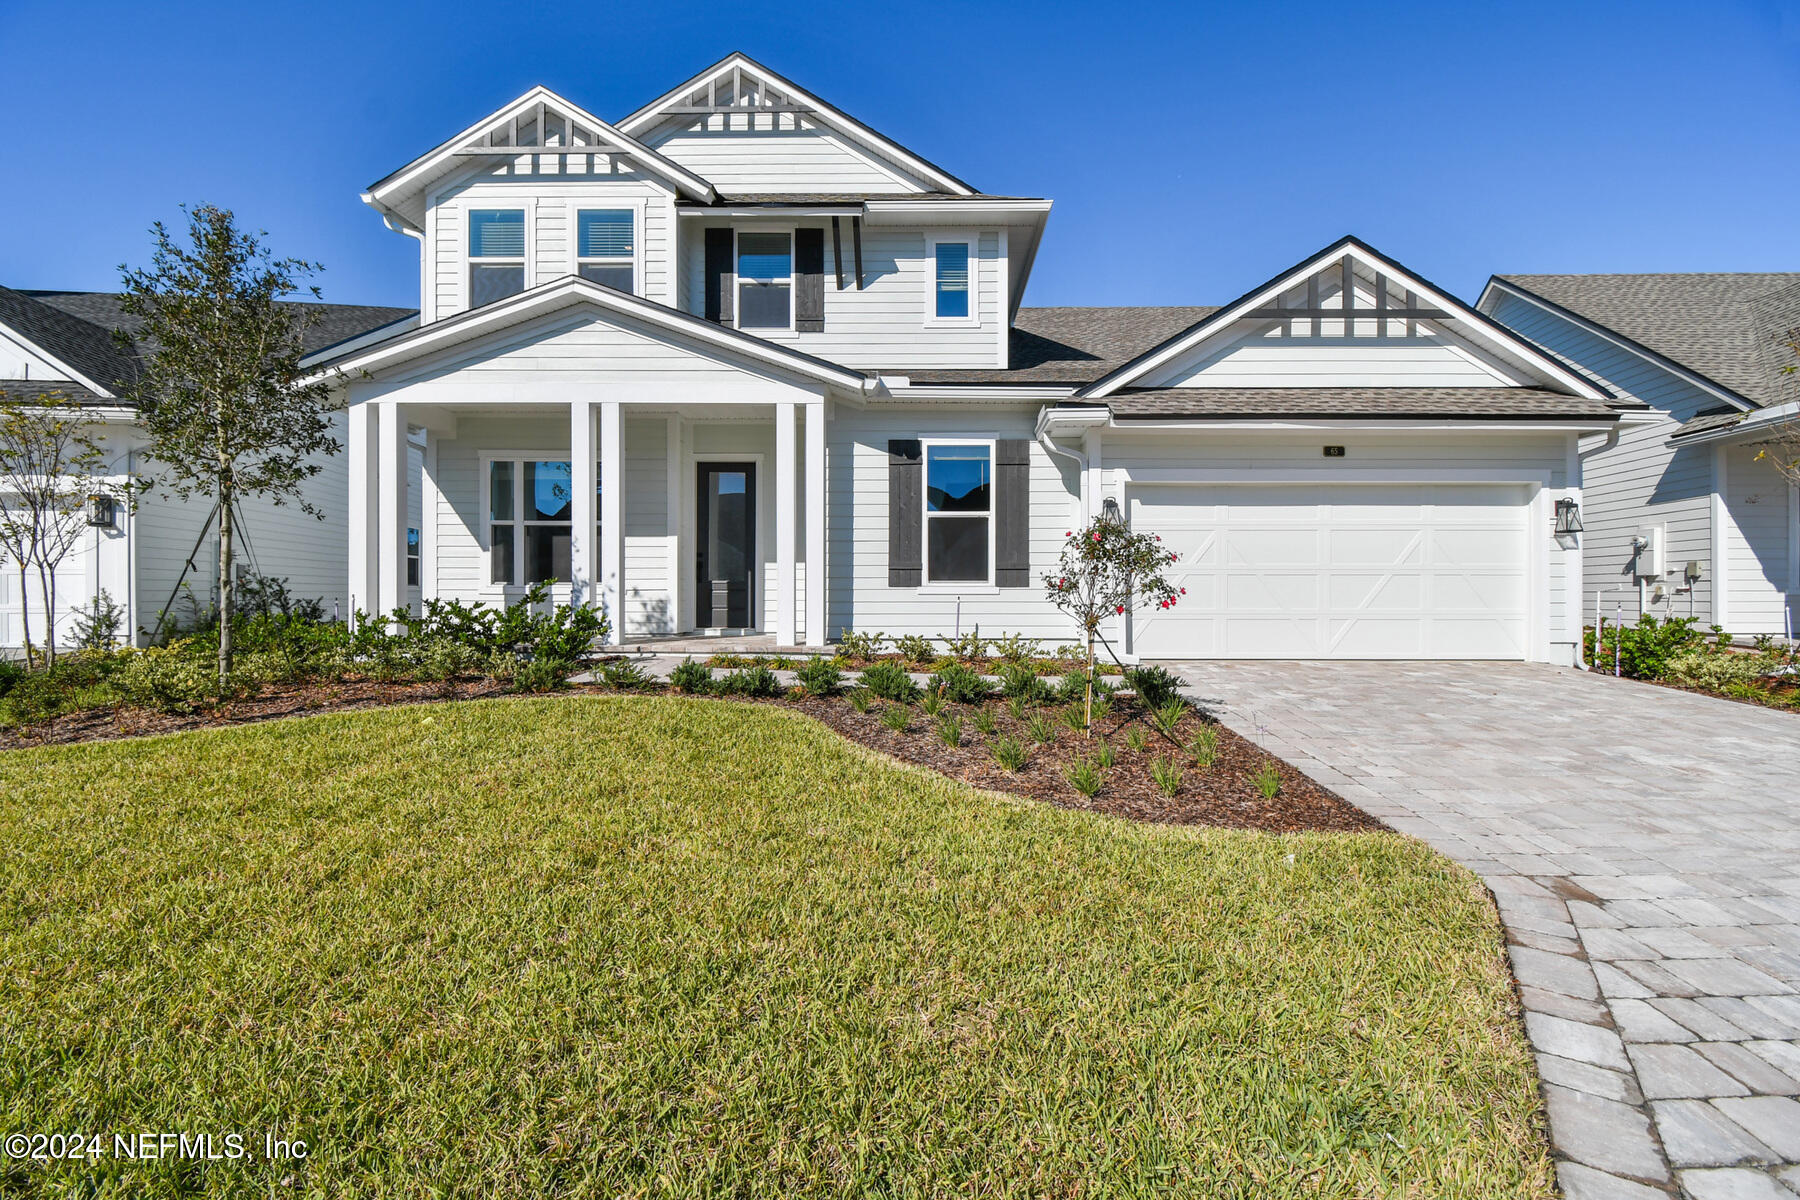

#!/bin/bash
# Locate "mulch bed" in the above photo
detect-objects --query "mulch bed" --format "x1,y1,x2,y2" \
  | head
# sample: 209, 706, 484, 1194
795, 693, 1383, 834
1, 677, 1380, 835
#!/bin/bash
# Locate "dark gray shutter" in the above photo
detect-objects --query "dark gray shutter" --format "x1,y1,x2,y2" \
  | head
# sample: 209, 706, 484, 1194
704, 227, 733, 324
888, 439, 922, 587
995, 438, 1031, 587
795, 228, 825, 332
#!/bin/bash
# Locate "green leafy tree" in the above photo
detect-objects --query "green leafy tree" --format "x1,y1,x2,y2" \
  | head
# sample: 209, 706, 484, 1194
0, 389, 119, 667
1044, 513, 1182, 734
1752, 335, 1800, 486
117, 205, 338, 689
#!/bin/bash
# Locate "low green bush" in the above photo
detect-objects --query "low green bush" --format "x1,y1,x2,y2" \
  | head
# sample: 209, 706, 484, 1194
717, 664, 780, 698
795, 656, 843, 697
113, 641, 219, 713
668, 659, 712, 694
1057, 670, 1114, 705
1586, 615, 1705, 680
893, 635, 936, 665
1662, 649, 1784, 692
929, 662, 991, 705
835, 629, 885, 660
513, 659, 568, 694
1124, 665, 1185, 709
596, 659, 655, 690
859, 660, 920, 703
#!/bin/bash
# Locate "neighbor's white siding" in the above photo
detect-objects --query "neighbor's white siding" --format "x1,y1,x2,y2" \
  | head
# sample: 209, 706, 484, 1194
642, 114, 932, 194
1485, 291, 1723, 628
1723, 444, 1792, 635
679, 224, 1003, 370
0, 326, 79, 383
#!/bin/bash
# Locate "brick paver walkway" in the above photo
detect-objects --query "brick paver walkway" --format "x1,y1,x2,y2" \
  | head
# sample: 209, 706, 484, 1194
1160, 661, 1800, 1200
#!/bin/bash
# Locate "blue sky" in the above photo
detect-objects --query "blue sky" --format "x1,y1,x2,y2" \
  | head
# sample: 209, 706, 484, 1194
4, 0, 1797, 311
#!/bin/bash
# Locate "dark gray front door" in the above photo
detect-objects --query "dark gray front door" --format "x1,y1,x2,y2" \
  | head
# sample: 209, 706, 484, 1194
697, 463, 755, 628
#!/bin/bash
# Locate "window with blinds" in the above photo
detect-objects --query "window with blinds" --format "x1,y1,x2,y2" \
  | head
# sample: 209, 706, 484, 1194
933, 240, 971, 320
469, 209, 526, 307
577, 209, 634, 293
736, 231, 792, 331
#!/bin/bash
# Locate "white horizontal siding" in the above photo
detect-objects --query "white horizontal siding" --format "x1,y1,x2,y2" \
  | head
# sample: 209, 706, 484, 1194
0, 327, 77, 383
1723, 445, 1792, 635
1487, 292, 1726, 628
644, 114, 930, 193
679, 225, 1001, 370
1145, 327, 1520, 389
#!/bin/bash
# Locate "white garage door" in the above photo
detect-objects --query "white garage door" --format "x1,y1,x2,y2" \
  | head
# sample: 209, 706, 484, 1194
1130, 483, 1530, 660
0, 547, 89, 650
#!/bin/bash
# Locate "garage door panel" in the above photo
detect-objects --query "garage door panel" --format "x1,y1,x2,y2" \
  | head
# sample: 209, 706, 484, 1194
1131, 483, 1529, 661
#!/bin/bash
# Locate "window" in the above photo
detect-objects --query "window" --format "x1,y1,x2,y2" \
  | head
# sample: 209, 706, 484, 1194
488, 460, 599, 586
469, 209, 526, 307
736, 231, 792, 330
923, 442, 992, 583
406, 528, 420, 587
933, 240, 971, 320
577, 209, 634, 292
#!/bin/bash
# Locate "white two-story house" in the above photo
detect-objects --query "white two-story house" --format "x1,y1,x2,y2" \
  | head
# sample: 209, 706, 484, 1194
313, 53, 1627, 663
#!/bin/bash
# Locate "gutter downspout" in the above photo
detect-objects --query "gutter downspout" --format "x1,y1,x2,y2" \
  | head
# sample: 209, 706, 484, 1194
1574, 423, 1622, 670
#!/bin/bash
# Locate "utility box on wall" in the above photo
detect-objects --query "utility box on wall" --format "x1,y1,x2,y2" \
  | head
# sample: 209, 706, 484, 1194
1633, 525, 1666, 579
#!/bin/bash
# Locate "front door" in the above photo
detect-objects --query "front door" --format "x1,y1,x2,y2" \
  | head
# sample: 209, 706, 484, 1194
697, 463, 756, 629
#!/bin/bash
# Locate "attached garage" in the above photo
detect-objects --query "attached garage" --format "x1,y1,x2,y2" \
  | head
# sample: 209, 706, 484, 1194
1129, 482, 1534, 660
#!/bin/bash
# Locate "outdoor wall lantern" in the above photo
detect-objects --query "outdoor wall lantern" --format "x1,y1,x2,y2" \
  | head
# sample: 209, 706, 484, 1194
1554, 497, 1583, 535
1099, 497, 1123, 525
85, 492, 117, 528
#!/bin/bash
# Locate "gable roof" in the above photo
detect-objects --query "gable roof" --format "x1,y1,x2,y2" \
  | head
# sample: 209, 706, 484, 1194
903, 307, 1217, 386
2, 288, 414, 405
366, 85, 716, 229
617, 52, 977, 197
1076, 236, 1612, 402
304, 274, 868, 392
1488, 273, 1800, 410
1104, 386, 1618, 421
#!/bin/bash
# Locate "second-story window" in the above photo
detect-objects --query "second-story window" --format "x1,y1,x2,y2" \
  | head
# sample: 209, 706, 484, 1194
577, 209, 634, 293
928, 236, 975, 324
736, 231, 792, 331
469, 209, 526, 307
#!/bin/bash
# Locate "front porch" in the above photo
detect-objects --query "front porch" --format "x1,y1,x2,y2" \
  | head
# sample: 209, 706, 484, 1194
348, 398, 828, 647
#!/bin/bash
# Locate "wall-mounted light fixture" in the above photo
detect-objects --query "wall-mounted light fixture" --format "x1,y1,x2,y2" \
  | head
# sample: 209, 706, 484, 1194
85, 492, 116, 528
1099, 496, 1123, 525
1554, 497, 1583, 535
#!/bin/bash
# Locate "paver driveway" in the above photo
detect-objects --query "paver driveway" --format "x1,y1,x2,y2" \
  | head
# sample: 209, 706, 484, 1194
1162, 660, 1800, 1200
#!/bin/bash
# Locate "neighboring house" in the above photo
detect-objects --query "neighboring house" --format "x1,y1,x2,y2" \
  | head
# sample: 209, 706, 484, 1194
0, 284, 415, 649
1480, 274, 1800, 637
312, 52, 1626, 664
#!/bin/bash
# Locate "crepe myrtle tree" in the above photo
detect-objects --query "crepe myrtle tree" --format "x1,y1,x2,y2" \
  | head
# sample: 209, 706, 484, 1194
1044, 510, 1183, 735
117, 204, 338, 690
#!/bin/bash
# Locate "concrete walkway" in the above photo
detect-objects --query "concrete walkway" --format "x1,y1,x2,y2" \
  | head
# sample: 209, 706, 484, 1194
1159, 660, 1800, 1200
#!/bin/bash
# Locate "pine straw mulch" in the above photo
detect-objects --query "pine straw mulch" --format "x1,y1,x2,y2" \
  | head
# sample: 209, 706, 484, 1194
793, 693, 1384, 834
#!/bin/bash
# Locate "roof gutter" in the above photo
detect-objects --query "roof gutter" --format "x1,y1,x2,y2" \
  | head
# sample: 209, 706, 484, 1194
1035, 404, 1110, 524
1669, 399, 1800, 447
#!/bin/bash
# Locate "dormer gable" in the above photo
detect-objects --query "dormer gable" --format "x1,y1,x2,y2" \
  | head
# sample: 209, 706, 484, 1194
618, 52, 976, 198
1081, 236, 1610, 401
365, 86, 716, 232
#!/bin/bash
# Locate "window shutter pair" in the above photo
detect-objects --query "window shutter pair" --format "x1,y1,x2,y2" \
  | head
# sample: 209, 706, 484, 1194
888, 438, 1031, 588
704, 227, 826, 329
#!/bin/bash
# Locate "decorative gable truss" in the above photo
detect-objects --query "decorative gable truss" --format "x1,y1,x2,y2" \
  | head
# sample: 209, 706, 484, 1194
1081, 237, 1612, 400
365, 87, 715, 230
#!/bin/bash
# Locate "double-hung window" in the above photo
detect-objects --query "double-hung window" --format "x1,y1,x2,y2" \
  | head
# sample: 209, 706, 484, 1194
577, 209, 634, 292
926, 235, 975, 324
923, 442, 993, 583
736, 231, 792, 330
406, 528, 420, 587
469, 209, 526, 307
488, 460, 598, 586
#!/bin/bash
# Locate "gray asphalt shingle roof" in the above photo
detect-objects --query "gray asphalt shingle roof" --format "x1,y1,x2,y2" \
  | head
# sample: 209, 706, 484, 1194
1497, 272, 1800, 409
904, 306, 1217, 385
1104, 386, 1618, 420
0, 285, 139, 391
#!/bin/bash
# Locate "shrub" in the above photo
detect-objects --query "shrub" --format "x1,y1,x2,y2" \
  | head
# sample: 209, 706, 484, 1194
918, 691, 945, 717
1153, 699, 1188, 735
1094, 739, 1115, 769
1124, 726, 1149, 753
878, 704, 910, 733
795, 656, 843, 697
513, 658, 568, 694
1059, 705, 1087, 734
71, 590, 126, 650
859, 660, 920, 703
1057, 670, 1114, 705
836, 629, 885, 660
992, 736, 1028, 771
1189, 725, 1219, 769
1026, 713, 1057, 745
934, 712, 962, 747
1663, 649, 1782, 692
1007, 693, 1030, 721
1587, 615, 1705, 680
1123, 665, 1185, 709
991, 633, 1040, 664
669, 658, 712, 694
998, 663, 1056, 706
943, 632, 986, 661
1150, 754, 1183, 797
718, 664, 780, 698
846, 687, 874, 713
1251, 761, 1282, 799
0, 657, 24, 698
113, 641, 217, 713
1065, 757, 1103, 798
972, 707, 997, 737
930, 662, 992, 705
1090, 694, 1112, 722
597, 658, 654, 690
416, 638, 483, 683
893, 635, 936, 665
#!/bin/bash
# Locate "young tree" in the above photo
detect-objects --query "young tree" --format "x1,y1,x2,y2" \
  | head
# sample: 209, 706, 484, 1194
0, 389, 114, 668
1752, 335, 1800, 486
1044, 512, 1183, 734
117, 205, 337, 689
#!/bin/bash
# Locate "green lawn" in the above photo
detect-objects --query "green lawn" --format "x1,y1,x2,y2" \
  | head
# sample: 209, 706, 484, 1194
0, 697, 1549, 1198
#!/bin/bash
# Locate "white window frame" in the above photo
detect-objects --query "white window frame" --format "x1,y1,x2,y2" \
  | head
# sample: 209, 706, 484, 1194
919, 437, 997, 588
923, 231, 979, 328
465, 202, 535, 311
480, 452, 594, 591
733, 225, 796, 335
567, 200, 644, 295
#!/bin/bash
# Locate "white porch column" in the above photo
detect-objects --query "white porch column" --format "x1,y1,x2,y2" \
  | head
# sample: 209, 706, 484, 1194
346, 401, 378, 622
775, 397, 798, 646
376, 401, 409, 618
569, 401, 597, 609
599, 400, 624, 646
804, 400, 826, 647
1711, 444, 1731, 629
